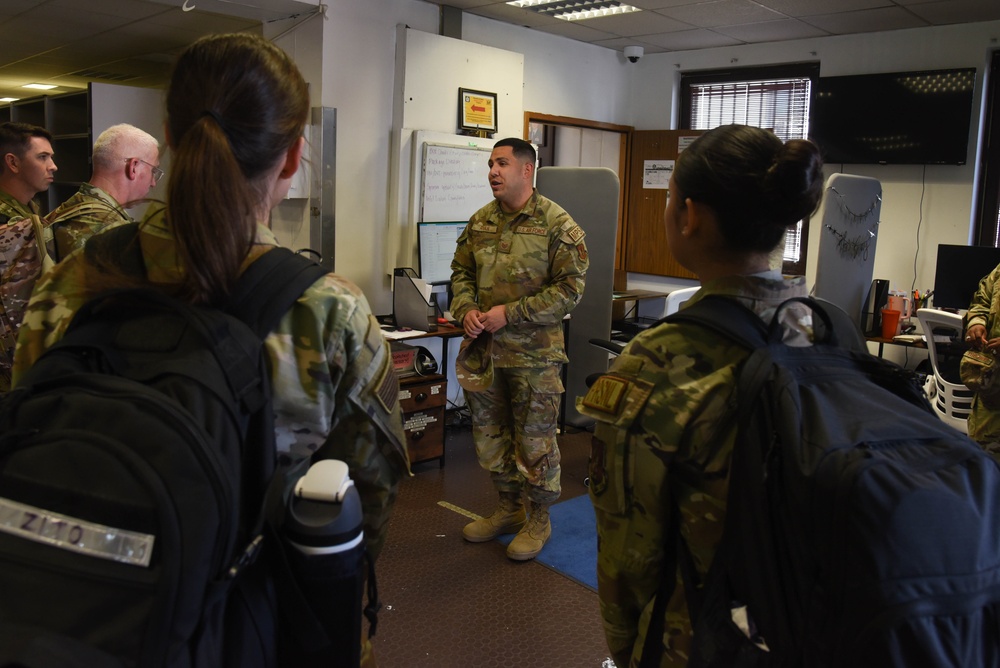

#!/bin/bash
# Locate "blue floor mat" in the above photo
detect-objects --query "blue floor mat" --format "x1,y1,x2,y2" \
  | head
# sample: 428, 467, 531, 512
498, 493, 597, 591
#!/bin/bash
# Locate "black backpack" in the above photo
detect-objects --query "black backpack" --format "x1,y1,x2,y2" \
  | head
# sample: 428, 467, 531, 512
0, 223, 361, 667
641, 295, 1000, 668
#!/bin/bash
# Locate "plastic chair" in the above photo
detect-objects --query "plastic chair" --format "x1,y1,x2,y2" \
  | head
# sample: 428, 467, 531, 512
915, 308, 974, 434
662, 285, 699, 318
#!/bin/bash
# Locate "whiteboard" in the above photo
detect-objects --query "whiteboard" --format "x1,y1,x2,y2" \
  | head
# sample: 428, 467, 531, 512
420, 142, 494, 222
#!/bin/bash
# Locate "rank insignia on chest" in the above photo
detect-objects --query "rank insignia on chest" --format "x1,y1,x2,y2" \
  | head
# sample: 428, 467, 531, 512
498, 239, 511, 253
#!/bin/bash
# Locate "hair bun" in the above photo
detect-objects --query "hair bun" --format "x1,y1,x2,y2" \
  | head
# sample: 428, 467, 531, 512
762, 139, 824, 225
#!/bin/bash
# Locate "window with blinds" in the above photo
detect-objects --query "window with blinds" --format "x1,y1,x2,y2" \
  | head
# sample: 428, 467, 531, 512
681, 64, 819, 275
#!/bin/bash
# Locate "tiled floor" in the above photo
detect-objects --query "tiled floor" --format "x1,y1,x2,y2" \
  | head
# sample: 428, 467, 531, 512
371, 417, 616, 667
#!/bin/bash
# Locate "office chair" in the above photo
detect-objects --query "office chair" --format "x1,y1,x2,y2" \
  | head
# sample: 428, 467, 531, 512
915, 308, 974, 434
586, 286, 700, 388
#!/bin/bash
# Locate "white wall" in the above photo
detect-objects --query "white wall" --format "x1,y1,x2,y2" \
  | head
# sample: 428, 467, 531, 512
628, 21, 1000, 306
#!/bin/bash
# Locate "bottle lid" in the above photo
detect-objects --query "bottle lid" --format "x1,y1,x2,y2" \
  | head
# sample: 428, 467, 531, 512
294, 460, 353, 503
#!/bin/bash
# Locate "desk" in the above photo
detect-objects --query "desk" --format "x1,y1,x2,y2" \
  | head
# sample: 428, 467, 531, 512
613, 289, 672, 301
384, 320, 572, 431
383, 325, 463, 467
399, 374, 447, 466
866, 335, 927, 358
612, 289, 672, 339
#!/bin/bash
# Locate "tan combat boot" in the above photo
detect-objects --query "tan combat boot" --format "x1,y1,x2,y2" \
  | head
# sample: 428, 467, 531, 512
462, 491, 526, 542
506, 501, 551, 561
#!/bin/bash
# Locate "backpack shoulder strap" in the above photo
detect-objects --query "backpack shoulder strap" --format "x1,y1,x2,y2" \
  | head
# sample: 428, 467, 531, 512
227, 248, 328, 339
661, 294, 768, 350
663, 294, 869, 354
83, 221, 145, 276
46, 199, 123, 226
84, 222, 329, 339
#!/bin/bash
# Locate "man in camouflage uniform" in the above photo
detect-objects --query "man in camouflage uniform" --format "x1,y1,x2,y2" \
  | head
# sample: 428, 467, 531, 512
577, 276, 811, 667
0, 122, 57, 393
451, 137, 588, 561
0, 122, 57, 223
964, 264, 1000, 456
46, 123, 161, 261
14, 207, 410, 561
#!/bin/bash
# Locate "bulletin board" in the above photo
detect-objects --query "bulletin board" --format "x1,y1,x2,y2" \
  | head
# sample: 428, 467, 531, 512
420, 141, 494, 222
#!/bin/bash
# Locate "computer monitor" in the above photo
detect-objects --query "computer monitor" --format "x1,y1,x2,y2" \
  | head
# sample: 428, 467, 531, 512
932, 244, 1000, 311
418, 221, 467, 285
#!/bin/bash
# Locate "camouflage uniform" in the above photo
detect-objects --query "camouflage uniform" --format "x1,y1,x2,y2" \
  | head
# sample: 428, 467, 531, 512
577, 273, 809, 668
450, 190, 588, 503
0, 192, 43, 393
0, 190, 37, 225
965, 263, 1000, 449
46, 183, 132, 261
13, 208, 410, 559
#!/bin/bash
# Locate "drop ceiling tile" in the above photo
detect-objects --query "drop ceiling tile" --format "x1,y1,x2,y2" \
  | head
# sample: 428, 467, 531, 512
628, 0, 718, 8
715, 18, 829, 42
803, 6, 930, 34
531, 21, 619, 42
755, 0, 894, 18
906, 0, 1000, 24
425, 0, 495, 7
49, 0, 166, 20
657, 0, 786, 28
581, 10, 694, 37
642, 28, 744, 50
463, 3, 559, 29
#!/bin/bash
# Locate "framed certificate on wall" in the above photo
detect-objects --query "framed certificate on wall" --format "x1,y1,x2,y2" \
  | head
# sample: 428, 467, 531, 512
458, 88, 498, 134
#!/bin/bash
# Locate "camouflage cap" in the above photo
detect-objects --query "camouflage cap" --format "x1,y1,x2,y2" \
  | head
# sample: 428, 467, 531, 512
960, 348, 1000, 396
455, 333, 494, 392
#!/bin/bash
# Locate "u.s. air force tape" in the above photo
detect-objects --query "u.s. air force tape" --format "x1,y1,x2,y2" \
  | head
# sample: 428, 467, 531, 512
0, 496, 155, 568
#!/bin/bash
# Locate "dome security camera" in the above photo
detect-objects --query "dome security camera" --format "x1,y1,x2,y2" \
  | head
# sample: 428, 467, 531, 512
624, 46, 643, 63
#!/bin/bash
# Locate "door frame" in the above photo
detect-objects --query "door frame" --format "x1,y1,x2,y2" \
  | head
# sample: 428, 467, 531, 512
523, 112, 633, 272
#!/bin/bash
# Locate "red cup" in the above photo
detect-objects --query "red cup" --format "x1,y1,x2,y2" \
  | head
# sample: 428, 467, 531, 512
881, 309, 901, 339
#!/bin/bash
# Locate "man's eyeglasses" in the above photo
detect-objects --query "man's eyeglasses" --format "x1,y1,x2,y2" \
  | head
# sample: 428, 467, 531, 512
127, 157, 164, 182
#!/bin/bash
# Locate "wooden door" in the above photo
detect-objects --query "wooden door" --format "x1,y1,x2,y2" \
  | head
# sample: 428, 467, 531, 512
623, 130, 702, 279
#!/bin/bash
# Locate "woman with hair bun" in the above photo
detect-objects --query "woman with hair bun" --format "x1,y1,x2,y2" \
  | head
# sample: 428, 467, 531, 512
578, 124, 824, 668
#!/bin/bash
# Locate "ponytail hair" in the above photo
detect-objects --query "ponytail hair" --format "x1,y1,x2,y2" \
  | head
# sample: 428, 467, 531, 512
165, 33, 309, 305
674, 125, 824, 254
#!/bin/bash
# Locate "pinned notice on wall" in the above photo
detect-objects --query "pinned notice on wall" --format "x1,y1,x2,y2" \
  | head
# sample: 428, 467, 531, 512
642, 160, 674, 190
678, 135, 698, 153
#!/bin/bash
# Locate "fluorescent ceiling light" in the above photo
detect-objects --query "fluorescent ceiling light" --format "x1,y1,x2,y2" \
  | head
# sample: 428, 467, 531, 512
507, 0, 641, 21
0, 98, 19, 103
22, 83, 57, 90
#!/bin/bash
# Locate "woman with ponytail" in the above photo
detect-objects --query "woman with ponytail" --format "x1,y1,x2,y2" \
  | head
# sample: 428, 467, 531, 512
13, 33, 408, 663
577, 124, 824, 668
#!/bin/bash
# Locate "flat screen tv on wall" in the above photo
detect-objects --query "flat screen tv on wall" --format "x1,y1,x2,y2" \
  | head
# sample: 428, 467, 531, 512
809, 68, 977, 165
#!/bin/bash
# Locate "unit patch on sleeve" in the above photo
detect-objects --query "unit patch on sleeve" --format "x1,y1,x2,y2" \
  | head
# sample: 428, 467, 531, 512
582, 375, 628, 415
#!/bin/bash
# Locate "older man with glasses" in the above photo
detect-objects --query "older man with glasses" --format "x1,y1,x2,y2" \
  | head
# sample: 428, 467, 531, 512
46, 123, 162, 261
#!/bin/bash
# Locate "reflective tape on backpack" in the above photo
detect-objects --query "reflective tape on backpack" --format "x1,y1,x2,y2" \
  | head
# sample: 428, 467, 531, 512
0, 497, 155, 567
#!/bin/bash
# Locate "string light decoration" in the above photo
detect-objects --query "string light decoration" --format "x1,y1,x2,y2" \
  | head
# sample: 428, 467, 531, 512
824, 185, 882, 260
827, 185, 881, 223
824, 223, 878, 261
